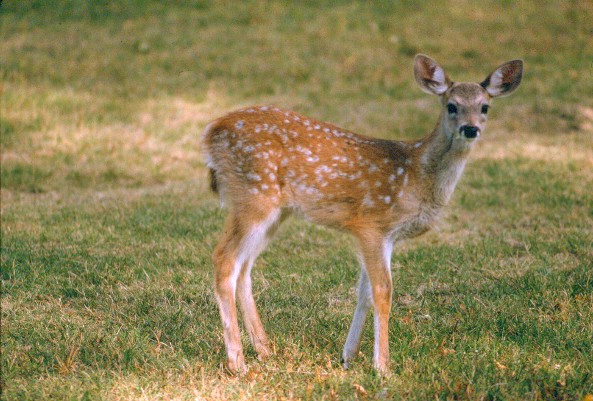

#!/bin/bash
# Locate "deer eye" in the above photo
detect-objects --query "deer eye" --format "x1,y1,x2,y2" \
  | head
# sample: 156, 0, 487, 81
447, 103, 458, 115
481, 104, 490, 114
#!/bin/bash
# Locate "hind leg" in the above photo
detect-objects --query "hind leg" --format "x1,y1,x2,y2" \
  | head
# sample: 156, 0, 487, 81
236, 259, 271, 359
237, 210, 286, 360
213, 208, 281, 373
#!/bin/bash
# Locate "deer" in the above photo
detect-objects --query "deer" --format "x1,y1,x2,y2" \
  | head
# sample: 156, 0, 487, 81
202, 54, 523, 374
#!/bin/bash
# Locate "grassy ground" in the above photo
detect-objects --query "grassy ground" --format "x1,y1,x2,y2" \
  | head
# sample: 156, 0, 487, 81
2, 1, 593, 400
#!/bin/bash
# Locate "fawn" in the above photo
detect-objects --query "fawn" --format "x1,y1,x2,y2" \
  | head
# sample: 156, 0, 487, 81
202, 54, 523, 374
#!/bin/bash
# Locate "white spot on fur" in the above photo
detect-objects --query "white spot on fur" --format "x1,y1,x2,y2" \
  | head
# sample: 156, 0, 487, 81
246, 173, 262, 181
296, 145, 312, 155
316, 165, 333, 174
362, 194, 374, 207
349, 171, 362, 180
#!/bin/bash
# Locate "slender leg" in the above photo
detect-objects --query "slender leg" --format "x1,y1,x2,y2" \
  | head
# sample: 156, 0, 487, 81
342, 268, 371, 368
213, 209, 280, 373
237, 259, 271, 359
355, 234, 393, 373
236, 211, 283, 359
213, 215, 245, 373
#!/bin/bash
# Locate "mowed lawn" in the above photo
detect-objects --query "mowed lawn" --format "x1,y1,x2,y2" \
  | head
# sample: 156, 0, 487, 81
1, 1, 593, 400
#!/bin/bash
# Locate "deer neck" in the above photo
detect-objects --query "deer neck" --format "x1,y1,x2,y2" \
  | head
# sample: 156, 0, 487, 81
418, 116, 472, 208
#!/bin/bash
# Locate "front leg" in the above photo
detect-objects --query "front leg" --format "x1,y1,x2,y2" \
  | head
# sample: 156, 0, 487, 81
342, 268, 371, 369
354, 233, 393, 373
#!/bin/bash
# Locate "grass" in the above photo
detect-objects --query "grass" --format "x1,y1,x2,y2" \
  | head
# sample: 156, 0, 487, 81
2, 1, 593, 399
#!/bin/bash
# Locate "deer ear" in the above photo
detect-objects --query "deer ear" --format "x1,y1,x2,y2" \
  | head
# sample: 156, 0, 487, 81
414, 54, 451, 95
481, 60, 523, 97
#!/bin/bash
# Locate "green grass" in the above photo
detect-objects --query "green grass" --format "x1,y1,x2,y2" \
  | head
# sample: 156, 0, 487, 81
2, 1, 593, 400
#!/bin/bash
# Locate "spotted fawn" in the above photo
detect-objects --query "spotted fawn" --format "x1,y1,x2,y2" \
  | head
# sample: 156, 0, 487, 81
202, 54, 523, 374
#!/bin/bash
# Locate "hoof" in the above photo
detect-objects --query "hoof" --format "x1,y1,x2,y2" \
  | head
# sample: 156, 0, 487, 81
341, 357, 350, 370
373, 363, 390, 376
226, 356, 247, 375
256, 346, 272, 361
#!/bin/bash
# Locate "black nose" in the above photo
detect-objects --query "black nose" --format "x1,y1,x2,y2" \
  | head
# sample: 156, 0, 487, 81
461, 125, 480, 139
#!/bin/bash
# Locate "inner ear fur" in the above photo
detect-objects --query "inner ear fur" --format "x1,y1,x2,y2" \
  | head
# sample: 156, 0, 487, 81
414, 54, 451, 96
481, 59, 523, 98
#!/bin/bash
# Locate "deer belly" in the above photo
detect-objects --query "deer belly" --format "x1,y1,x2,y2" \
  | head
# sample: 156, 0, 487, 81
390, 211, 437, 241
